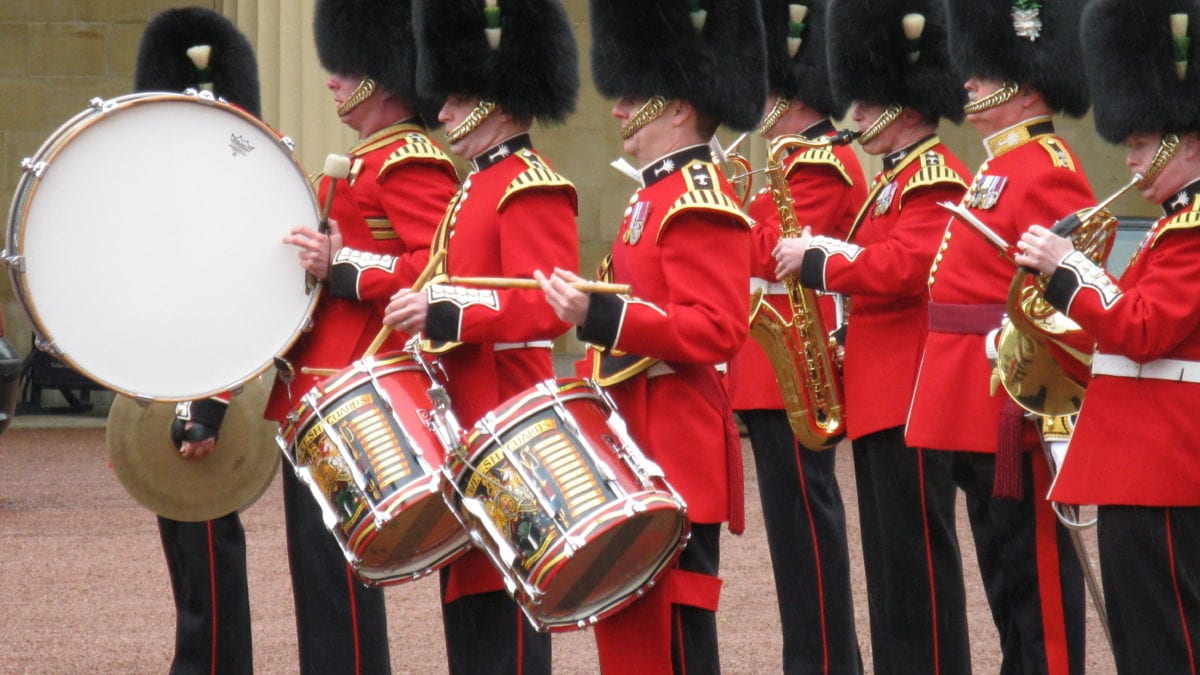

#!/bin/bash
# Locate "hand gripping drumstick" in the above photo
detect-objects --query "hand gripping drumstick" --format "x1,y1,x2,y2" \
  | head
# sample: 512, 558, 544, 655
360, 250, 448, 359
449, 276, 633, 295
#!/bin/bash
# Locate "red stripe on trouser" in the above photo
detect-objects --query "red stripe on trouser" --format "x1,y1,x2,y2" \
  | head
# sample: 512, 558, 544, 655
916, 449, 941, 675
793, 441, 830, 674
344, 563, 362, 674
1165, 510, 1198, 675
205, 521, 218, 675
1032, 457, 1070, 675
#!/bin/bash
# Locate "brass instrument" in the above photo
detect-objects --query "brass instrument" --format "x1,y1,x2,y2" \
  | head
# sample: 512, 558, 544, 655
712, 133, 755, 207
748, 132, 856, 450
994, 176, 1138, 416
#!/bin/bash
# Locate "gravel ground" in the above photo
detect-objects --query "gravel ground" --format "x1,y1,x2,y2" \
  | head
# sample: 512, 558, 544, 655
0, 425, 1115, 673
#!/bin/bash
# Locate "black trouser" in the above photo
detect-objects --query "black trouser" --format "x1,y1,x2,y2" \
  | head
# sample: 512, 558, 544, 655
157, 512, 253, 675
854, 427, 969, 675
439, 583, 552, 675
948, 450, 1086, 675
742, 409, 862, 674
282, 468, 391, 675
1099, 505, 1200, 675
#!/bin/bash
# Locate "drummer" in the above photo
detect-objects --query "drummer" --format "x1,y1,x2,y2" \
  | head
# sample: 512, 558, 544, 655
382, 0, 580, 671
265, 1, 460, 672
132, 8, 261, 673
537, 1, 765, 671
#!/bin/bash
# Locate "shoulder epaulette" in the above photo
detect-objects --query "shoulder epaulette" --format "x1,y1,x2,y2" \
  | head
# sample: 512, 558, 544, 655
901, 150, 967, 201
1155, 199, 1200, 246
660, 161, 751, 241
787, 147, 854, 186
351, 122, 424, 156
497, 151, 577, 211
1038, 137, 1077, 172
379, 132, 456, 179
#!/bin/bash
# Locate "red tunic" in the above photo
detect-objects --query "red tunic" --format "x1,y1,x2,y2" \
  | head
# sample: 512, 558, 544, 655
1048, 184, 1200, 506
264, 122, 458, 421
728, 121, 866, 411
422, 134, 579, 603
801, 137, 969, 439
423, 134, 578, 426
906, 118, 1095, 453
579, 146, 750, 525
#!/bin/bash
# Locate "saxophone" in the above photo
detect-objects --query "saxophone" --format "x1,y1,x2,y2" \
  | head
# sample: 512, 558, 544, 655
748, 133, 853, 450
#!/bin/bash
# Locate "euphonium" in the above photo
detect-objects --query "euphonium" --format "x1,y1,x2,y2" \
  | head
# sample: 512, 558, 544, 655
992, 176, 1139, 416
748, 132, 855, 450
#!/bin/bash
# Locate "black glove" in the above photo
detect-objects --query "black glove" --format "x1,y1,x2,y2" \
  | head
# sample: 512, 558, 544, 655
169, 398, 229, 450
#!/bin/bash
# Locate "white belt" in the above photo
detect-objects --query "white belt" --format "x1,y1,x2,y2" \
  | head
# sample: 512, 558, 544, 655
645, 362, 726, 378
750, 277, 787, 295
493, 340, 553, 352
1091, 353, 1200, 383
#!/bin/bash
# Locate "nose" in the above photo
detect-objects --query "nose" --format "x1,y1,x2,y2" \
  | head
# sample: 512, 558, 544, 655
326, 78, 338, 92
438, 103, 452, 124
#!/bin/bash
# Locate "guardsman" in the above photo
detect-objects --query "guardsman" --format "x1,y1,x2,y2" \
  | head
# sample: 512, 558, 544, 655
265, 1, 460, 672
1017, 0, 1200, 671
774, 0, 972, 672
537, 1, 765, 671
134, 8, 261, 673
728, 1, 865, 672
384, 0, 580, 672
906, 1, 1092, 672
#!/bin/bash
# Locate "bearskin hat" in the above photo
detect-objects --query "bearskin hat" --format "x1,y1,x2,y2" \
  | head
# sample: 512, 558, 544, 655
945, 0, 1090, 118
135, 7, 261, 118
1083, 0, 1200, 143
761, 0, 843, 118
413, 0, 579, 125
314, 0, 442, 125
826, 0, 964, 123
589, 0, 769, 132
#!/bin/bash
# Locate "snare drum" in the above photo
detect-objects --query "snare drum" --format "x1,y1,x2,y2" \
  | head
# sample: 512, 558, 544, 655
3, 92, 318, 401
446, 378, 689, 631
277, 351, 469, 585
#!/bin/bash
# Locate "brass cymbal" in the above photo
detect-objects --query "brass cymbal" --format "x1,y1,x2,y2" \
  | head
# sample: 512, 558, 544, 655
105, 377, 279, 522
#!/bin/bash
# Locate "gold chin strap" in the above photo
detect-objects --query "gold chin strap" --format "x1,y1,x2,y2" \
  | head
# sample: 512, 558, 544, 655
445, 99, 497, 144
756, 97, 791, 137
857, 104, 902, 146
1137, 133, 1181, 189
964, 81, 1020, 115
336, 77, 377, 116
620, 96, 668, 140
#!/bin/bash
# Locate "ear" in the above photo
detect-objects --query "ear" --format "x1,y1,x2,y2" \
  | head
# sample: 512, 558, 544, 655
1018, 84, 1044, 110
670, 99, 696, 128
1181, 132, 1200, 161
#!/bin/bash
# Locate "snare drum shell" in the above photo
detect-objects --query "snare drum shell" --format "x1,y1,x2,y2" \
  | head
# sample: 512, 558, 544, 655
5, 93, 318, 401
450, 378, 687, 630
279, 353, 468, 585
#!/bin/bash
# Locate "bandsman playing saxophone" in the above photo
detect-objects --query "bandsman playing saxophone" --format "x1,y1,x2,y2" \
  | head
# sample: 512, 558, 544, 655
772, 0, 971, 672
727, 1, 865, 672
905, 0, 1093, 672
1017, 1, 1200, 671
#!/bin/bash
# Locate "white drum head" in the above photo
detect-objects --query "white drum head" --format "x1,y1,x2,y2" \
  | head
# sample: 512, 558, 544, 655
9, 94, 318, 401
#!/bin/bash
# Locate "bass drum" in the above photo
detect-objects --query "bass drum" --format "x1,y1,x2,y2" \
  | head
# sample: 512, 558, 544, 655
3, 92, 318, 401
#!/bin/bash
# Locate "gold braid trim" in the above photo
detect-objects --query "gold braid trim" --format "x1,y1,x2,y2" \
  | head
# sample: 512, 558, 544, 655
964, 81, 1019, 115
445, 100, 496, 144
337, 77, 377, 116
620, 96, 668, 140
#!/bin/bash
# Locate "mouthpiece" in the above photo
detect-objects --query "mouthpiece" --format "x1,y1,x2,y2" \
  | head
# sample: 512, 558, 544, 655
829, 129, 861, 146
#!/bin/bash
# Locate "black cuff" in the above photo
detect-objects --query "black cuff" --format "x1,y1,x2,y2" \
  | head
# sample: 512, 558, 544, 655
1043, 268, 1077, 313
578, 293, 623, 349
799, 249, 828, 292
425, 301, 462, 342
328, 262, 360, 300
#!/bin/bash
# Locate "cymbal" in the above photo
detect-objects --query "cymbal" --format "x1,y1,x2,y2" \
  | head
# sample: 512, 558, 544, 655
105, 377, 280, 522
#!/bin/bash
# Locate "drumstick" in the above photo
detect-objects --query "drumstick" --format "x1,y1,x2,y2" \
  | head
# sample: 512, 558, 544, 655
361, 250, 447, 359
450, 276, 633, 295
300, 367, 339, 377
320, 154, 352, 225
